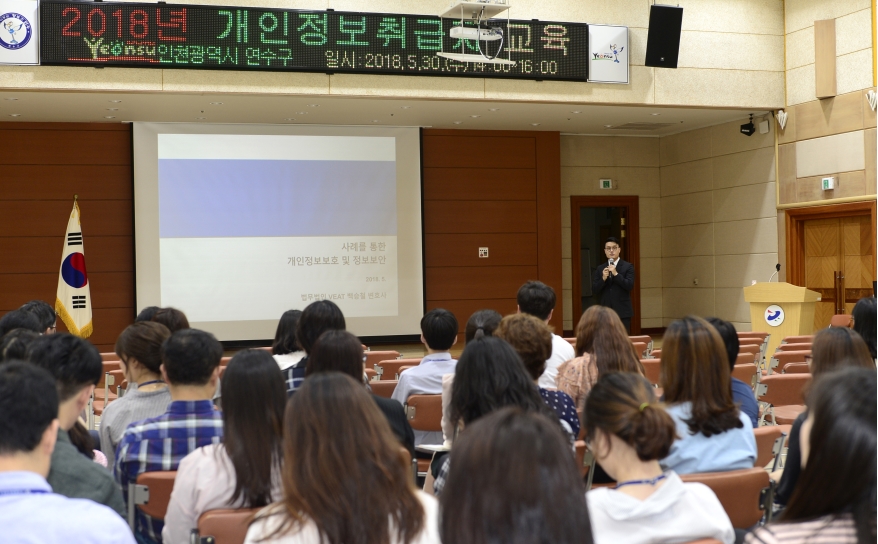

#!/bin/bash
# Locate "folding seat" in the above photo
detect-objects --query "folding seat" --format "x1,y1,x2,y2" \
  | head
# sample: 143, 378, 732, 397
753, 425, 790, 470
369, 380, 398, 399
373, 358, 419, 380
679, 468, 774, 528
128, 471, 177, 531
640, 359, 661, 387
194, 508, 260, 544
757, 374, 810, 425
404, 395, 442, 475
364, 350, 400, 369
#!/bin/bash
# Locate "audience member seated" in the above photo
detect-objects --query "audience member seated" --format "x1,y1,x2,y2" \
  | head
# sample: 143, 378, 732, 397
747, 368, 876, 544
135, 306, 161, 323
707, 317, 759, 428
517, 281, 574, 388
463, 309, 501, 343
115, 329, 225, 544
659, 316, 756, 474
850, 296, 876, 361
392, 308, 458, 446
585, 372, 734, 544
307, 330, 415, 457
495, 313, 580, 438
440, 408, 593, 544
26, 334, 126, 517
100, 321, 173, 469
150, 307, 190, 334
19, 300, 57, 334
433, 336, 558, 496
773, 327, 874, 508
0, 309, 42, 336
244, 372, 440, 544
283, 300, 345, 396
0, 362, 135, 544
557, 306, 644, 410
272, 309, 305, 371
163, 350, 285, 544
0, 328, 39, 363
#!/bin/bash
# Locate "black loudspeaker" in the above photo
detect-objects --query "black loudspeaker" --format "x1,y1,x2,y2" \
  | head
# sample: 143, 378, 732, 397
645, 5, 683, 68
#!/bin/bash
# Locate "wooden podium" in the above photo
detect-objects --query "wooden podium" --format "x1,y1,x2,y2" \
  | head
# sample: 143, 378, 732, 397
743, 282, 821, 356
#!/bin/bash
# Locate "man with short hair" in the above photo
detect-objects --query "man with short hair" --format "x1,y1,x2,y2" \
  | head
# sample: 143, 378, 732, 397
517, 281, 575, 389
20, 299, 57, 334
26, 334, 126, 517
0, 362, 135, 543
115, 329, 224, 544
392, 308, 459, 446
0, 308, 42, 336
706, 317, 759, 428
592, 236, 635, 332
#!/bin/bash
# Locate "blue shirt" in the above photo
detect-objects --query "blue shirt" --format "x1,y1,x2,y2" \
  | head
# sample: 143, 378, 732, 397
539, 388, 580, 439
731, 377, 759, 428
0, 471, 134, 544
660, 401, 757, 475
391, 353, 457, 446
115, 400, 224, 543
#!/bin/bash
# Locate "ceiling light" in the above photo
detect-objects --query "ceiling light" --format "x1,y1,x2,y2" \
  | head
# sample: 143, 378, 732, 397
453, 121, 462, 125
489, 108, 500, 111
604, 124, 613, 128
5, 97, 17, 101
109, 100, 122, 103
650, 113, 661, 116
209, 102, 223, 105
295, 111, 307, 115
307, 104, 319, 107
107, 108, 118, 111
9, 113, 20, 117
530, 123, 540, 126
571, 111, 582, 114
104, 116, 116, 119
196, 117, 206, 120
400, 106, 411, 109
470, 115, 480, 118
284, 118, 296, 121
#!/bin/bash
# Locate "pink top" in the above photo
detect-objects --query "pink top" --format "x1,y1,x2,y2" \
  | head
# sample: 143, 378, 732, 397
555, 353, 599, 411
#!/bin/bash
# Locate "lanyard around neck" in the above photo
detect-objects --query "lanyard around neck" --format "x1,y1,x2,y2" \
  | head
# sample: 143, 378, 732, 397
613, 473, 667, 490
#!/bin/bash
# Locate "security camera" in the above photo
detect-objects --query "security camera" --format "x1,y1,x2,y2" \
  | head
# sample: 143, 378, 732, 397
740, 114, 755, 136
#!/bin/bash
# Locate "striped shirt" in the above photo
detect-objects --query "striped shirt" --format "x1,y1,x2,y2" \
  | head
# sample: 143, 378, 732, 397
745, 515, 857, 544
99, 385, 172, 469
283, 357, 307, 396
114, 400, 224, 544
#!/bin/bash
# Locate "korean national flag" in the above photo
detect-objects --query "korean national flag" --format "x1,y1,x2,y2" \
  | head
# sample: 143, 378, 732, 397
56, 200, 93, 338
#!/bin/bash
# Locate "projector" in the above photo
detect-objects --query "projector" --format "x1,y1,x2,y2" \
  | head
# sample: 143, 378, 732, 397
740, 114, 755, 137
449, 26, 503, 41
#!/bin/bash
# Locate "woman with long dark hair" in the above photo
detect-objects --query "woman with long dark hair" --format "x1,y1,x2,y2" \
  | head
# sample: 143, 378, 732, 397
272, 309, 304, 371
585, 373, 733, 544
850, 297, 876, 361
244, 372, 439, 544
747, 368, 876, 544
163, 350, 286, 544
556, 305, 644, 410
440, 408, 594, 544
659, 316, 756, 474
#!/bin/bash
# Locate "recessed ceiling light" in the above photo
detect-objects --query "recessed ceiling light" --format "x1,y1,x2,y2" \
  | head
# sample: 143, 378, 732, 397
5, 97, 17, 101
295, 111, 307, 115
307, 104, 319, 107
196, 117, 206, 120
453, 121, 462, 125
371, 120, 379, 123
571, 111, 582, 114
104, 116, 116, 119
284, 118, 296, 121
650, 113, 661, 116
400, 106, 411, 109
604, 124, 613, 128
209, 102, 223, 105
109, 100, 122, 103
530, 123, 540, 126
107, 108, 118, 111
489, 108, 499, 111
9, 113, 20, 117
470, 115, 480, 118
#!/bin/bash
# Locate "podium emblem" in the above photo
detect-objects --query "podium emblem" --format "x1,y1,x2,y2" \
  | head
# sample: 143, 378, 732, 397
764, 305, 785, 327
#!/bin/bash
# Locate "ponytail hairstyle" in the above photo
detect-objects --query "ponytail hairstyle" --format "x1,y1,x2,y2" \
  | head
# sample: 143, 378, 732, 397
464, 309, 502, 343
585, 372, 678, 461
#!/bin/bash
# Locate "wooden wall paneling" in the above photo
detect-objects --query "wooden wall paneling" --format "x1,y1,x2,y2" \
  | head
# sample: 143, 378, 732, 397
423, 168, 536, 201
423, 201, 537, 233
0, 236, 134, 274
425, 233, 538, 267
426, 266, 539, 300
0, 165, 133, 200
422, 135, 537, 168
426, 298, 520, 333
0, 272, 135, 311
535, 132, 563, 332
0, 128, 130, 165
814, 19, 837, 99
0, 200, 134, 237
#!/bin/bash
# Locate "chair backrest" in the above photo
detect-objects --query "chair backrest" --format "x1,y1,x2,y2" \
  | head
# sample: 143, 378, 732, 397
564, 337, 576, 346
737, 331, 769, 341
370, 380, 398, 399
737, 344, 761, 356
829, 314, 852, 327
631, 341, 648, 358
404, 394, 442, 432
753, 425, 791, 468
781, 335, 814, 344
364, 350, 400, 368
108, 369, 126, 395
685, 540, 723, 544
373, 358, 420, 380
776, 343, 812, 352
364, 368, 378, 381
770, 351, 810, 372
734, 352, 758, 366
782, 362, 810, 374
758, 374, 811, 407
220, 356, 232, 367
134, 471, 177, 520
640, 359, 661, 386
101, 352, 120, 362
197, 508, 260, 544
731, 364, 758, 387
396, 365, 416, 379
574, 440, 588, 477
679, 468, 770, 528
649, 349, 661, 358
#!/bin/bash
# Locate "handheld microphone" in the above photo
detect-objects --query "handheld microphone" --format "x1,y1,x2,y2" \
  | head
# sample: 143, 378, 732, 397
768, 263, 781, 282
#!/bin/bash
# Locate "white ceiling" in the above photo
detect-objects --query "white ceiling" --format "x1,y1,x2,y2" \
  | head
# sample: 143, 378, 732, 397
0, 89, 764, 135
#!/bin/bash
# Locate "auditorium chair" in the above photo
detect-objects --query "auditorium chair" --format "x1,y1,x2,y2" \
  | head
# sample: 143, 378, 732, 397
628, 335, 654, 353
576, 440, 599, 492
128, 470, 177, 531
731, 364, 758, 389
193, 508, 260, 544
364, 350, 400, 369
768, 351, 810, 374
100, 352, 120, 362
680, 468, 774, 528
369, 380, 397, 399
829, 314, 852, 327
219, 356, 232, 366
396, 365, 416, 379
364, 368, 377, 382
373, 358, 419, 380
90, 361, 121, 428
757, 374, 809, 425
631, 341, 649, 358
564, 337, 576, 346
404, 395, 443, 475
775, 342, 812, 352
108, 369, 127, 398
781, 335, 813, 344
735, 352, 758, 366
218, 366, 227, 379
640, 359, 661, 386
754, 425, 790, 471
649, 348, 661, 359
685, 539, 723, 544
738, 344, 762, 364
781, 362, 809, 374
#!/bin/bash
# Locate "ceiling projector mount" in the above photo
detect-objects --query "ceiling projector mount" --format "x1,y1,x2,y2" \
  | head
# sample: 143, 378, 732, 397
437, 1, 516, 66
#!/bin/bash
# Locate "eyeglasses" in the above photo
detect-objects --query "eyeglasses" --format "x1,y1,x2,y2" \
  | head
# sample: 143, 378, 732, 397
604, 246, 620, 252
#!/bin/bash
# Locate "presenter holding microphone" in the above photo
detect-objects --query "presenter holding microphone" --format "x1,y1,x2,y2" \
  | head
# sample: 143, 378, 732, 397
592, 237, 635, 332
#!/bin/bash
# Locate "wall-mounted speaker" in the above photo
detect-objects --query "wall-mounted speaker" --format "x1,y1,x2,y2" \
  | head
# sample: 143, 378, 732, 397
645, 5, 683, 68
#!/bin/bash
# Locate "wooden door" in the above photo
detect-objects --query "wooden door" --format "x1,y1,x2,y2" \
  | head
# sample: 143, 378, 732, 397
803, 215, 874, 329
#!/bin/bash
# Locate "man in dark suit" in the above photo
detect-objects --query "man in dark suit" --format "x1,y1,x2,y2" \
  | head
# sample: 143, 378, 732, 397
592, 236, 634, 332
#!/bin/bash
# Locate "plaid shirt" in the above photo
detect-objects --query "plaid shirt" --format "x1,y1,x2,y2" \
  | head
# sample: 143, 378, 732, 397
114, 400, 223, 543
283, 357, 307, 396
